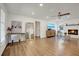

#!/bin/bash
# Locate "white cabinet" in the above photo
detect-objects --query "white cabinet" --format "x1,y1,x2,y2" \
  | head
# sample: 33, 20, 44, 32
8, 33, 25, 43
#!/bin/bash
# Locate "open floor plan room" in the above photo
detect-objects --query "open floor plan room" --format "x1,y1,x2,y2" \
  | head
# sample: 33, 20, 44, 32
0, 3, 79, 56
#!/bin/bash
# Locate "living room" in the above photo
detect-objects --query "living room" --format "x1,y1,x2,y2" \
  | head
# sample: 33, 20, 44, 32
0, 3, 79, 56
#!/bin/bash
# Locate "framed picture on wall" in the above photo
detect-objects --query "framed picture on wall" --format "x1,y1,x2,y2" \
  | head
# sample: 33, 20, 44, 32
11, 21, 22, 33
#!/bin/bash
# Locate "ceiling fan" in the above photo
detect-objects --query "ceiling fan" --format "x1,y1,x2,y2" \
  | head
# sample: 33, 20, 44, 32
58, 12, 70, 16
49, 12, 70, 18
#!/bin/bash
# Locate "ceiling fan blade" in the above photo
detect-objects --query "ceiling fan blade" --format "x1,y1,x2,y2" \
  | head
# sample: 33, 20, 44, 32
48, 12, 70, 19
58, 13, 70, 16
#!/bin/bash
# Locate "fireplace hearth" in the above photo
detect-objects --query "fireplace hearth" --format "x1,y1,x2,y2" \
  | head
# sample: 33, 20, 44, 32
68, 29, 78, 35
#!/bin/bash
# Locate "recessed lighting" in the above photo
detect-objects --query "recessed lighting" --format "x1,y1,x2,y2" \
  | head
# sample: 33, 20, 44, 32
46, 16, 49, 19
40, 4, 43, 7
32, 12, 35, 15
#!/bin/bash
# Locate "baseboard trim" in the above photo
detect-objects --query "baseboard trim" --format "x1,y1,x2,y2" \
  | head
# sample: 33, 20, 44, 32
1, 43, 9, 56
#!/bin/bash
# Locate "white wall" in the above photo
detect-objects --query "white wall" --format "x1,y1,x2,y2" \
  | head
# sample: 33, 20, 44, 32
0, 4, 8, 55
7, 14, 48, 38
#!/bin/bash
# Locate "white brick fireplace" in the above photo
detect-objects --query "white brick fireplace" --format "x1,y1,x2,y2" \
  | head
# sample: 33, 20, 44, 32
64, 22, 79, 39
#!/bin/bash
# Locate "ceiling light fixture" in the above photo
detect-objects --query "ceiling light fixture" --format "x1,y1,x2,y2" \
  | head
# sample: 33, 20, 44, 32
46, 16, 49, 19
40, 3, 43, 7
32, 12, 35, 15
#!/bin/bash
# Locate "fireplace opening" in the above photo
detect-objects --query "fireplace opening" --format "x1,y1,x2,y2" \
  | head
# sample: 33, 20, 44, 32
68, 29, 78, 35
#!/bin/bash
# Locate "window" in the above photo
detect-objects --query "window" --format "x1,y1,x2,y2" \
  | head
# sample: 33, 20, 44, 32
48, 23, 57, 30
0, 9, 5, 42
0, 9, 1, 42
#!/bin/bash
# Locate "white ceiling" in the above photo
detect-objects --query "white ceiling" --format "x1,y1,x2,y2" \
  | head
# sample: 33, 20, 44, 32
4, 3, 79, 19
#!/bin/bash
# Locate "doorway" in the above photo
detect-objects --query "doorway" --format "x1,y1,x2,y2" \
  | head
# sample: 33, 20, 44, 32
25, 22, 34, 40
35, 21, 40, 39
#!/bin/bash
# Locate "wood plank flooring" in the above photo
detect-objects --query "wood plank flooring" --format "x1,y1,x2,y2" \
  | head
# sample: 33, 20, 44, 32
2, 37, 79, 56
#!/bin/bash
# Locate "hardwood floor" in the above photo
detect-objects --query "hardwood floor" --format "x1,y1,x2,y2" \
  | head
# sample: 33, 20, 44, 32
2, 37, 79, 56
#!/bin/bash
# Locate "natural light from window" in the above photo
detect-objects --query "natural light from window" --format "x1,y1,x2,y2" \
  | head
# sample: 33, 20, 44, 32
0, 9, 5, 42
